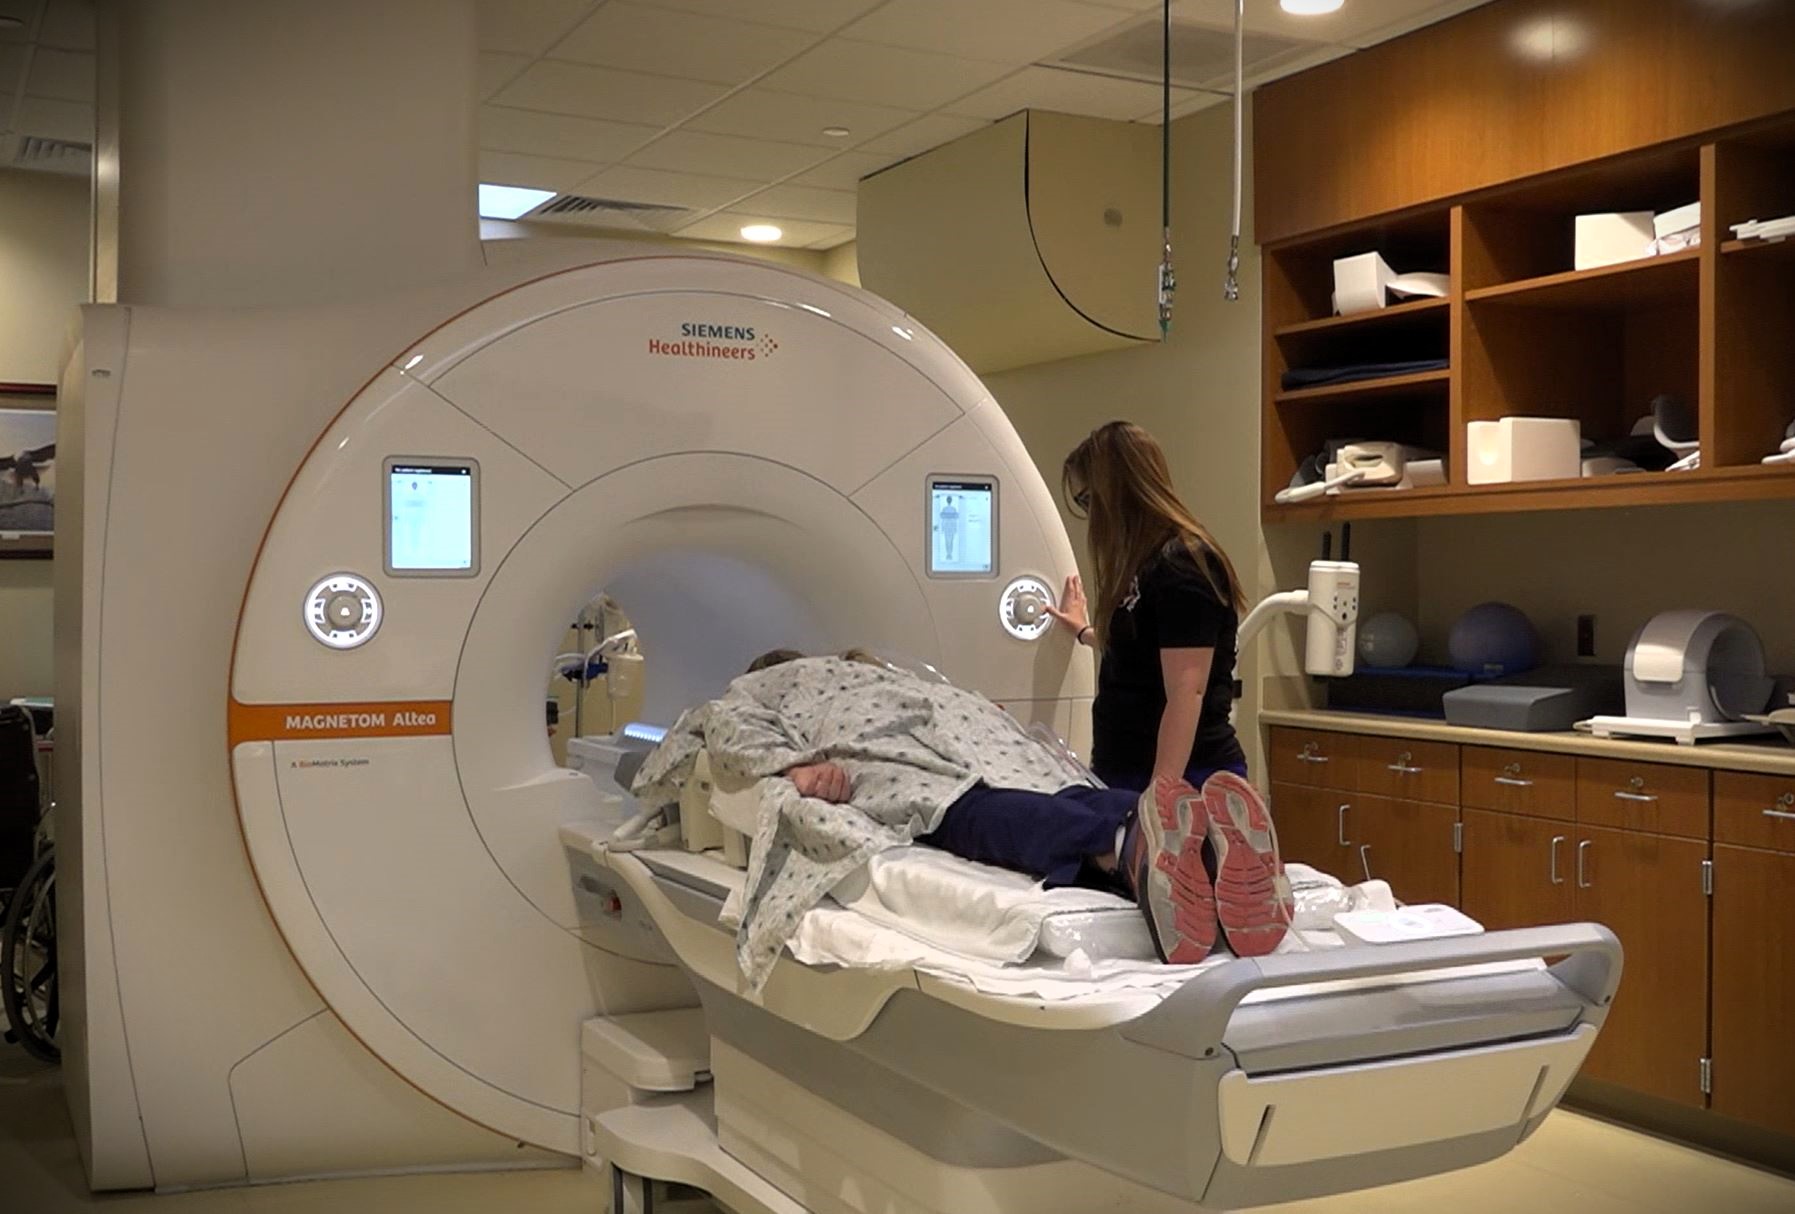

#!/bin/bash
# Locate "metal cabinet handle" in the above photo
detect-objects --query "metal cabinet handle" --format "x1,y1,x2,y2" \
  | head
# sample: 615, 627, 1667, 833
1337, 804, 1351, 846
1494, 763, 1532, 788
1765, 794, 1795, 821
1577, 840, 1593, 889
1359, 844, 1374, 882
1296, 752, 1331, 764
1765, 809, 1795, 821
1550, 835, 1566, 886
1387, 751, 1423, 776
1612, 790, 1658, 804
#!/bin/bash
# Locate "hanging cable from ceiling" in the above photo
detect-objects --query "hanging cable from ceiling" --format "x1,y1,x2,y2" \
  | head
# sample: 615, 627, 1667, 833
1222, 0, 1244, 301
1156, 0, 1175, 337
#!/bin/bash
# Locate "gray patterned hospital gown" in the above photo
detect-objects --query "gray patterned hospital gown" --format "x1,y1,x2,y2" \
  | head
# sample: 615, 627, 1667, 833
631, 656, 1094, 990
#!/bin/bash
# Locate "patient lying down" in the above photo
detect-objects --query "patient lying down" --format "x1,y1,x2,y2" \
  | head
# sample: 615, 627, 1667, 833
631, 649, 1292, 989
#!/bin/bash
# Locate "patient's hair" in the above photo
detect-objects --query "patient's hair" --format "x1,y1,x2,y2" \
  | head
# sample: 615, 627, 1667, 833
745, 648, 807, 674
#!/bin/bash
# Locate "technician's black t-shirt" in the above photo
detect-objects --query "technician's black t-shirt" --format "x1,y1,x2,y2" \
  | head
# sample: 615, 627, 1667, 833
1090, 541, 1245, 784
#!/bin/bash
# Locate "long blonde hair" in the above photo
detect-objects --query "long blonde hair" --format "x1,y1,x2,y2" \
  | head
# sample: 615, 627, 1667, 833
1062, 421, 1246, 643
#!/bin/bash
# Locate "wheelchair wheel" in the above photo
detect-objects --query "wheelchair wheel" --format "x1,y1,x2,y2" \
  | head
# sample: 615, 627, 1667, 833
1, 849, 57, 1064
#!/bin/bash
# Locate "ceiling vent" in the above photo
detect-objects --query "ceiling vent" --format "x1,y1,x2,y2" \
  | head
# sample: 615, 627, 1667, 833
1053, 15, 1320, 92
7, 134, 92, 175
527, 194, 692, 233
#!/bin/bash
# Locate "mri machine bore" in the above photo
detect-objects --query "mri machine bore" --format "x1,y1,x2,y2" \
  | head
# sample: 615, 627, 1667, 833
65, 250, 1620, 1212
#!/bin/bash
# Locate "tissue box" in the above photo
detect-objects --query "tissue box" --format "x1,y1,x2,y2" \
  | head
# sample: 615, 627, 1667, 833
1332, 251, 1394, 316
1574, 211, 1656, 271
1467, 417, 1583, 485
1654, 201, 1701, 254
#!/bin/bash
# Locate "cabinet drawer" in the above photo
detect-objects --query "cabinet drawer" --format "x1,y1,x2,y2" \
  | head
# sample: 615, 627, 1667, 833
1267, 727, 1356, 789
1355, 736, 1459, 804
1461, 747, 1576, 821
1713, 771, 1795, 854
1575, 758, 1709, 839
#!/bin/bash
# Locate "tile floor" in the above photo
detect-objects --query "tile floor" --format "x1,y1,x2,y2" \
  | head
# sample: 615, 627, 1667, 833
4, 1046, 1792, 1213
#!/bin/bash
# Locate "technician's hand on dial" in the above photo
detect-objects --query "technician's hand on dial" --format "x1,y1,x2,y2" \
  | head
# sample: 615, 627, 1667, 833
1046, 574, 1090, 638
789, 762, 852, 803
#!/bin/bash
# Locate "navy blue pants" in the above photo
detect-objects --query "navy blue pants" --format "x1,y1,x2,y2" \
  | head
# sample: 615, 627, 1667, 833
922, 784, 1141, 889
1094, 761, 1248, 796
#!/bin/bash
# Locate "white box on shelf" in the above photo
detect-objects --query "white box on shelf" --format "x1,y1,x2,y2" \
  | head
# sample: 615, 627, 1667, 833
1574, 211, 1656, 271
1467, 417, 1583, 485
1333, 905, 1484, 945
1332, 251, 1395, 315
1654, 201, 1701, 253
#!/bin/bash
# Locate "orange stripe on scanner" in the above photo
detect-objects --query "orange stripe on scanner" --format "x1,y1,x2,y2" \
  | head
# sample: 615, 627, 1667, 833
228, 700, 453, 746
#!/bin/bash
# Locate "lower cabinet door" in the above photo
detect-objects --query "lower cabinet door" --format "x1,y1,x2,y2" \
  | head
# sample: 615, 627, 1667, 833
1711, 843, 1795, 1136
1573, 825, 1709, 1106
1268, 781, 1351, 876
1349, 794, 1460, 908
1460, 808, 1574, 931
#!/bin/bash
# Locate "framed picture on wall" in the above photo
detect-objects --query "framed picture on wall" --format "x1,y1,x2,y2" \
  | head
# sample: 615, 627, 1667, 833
0, 386, 56, 558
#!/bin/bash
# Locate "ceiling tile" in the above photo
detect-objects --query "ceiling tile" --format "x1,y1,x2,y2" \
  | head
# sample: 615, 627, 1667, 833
14, 96, 93, 143
480, 105, 661, 161
840, 0, 1129, 65
946, 64, 1198, 122
629, 0, 882, 34
0, 44, 24, 97
857, 112, 987, 158
789, 151, 895, 191
24, 47, 92, 102
804, 225, 856, 250
687, 88, 917, 148
478, 52, 533, 100
575, 164, 761, 211
475, 0, 594, 56
627, 129, 831, 180
672, 212, 845, 247
555, 3, 818, 85
478, 149, 605, 192
761, 39, 1015, 111
734, 183, 856, 225
494, 60, 726, 126
38, 0, 96, 51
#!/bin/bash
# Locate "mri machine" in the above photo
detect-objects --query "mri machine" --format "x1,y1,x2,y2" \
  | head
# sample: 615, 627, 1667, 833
59, 247, 1621, 1210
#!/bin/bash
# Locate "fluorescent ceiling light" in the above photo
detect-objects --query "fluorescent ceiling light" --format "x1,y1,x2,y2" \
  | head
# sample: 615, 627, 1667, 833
822, 126, 852, 138
1280, 0, 1344, 13
740, 224, 783, 243
478, 183, 554, 219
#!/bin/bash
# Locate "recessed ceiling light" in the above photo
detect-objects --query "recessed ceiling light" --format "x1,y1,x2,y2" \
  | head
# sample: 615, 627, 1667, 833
740, 224, 783, 244
1280, 0, 1344, 14
822, 126, 852, 139
477, 183, 554, 219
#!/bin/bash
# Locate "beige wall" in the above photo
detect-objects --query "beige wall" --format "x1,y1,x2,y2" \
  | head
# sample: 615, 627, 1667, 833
0, 170, 85, 699
481, 219, 858, 285
0, 169, 89, 384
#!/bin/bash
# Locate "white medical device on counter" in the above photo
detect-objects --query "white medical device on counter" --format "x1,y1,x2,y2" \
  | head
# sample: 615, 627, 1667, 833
1585, 609, 1777, 745
1238, 525, 1362, 677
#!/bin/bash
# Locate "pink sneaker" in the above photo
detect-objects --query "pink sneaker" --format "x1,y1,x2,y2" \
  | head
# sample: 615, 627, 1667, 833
1199, 772, 1293, 957
1126, 778, 1216, 965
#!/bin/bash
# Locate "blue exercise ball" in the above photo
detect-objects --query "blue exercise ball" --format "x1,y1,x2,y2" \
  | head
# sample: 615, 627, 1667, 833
1448, 602, 1540, 676
1357, 612, 1420, 668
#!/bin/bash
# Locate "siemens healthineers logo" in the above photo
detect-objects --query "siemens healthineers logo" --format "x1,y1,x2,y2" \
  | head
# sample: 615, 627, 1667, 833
648, 321, 780, 362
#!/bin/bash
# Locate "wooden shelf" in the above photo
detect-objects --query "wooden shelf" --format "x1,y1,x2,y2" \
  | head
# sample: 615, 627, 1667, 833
1274, 297, 1449, 339
1273, 368, 1450, 406
1722, 237, 1795, 261
1464, 248, 1699, 309
1262, 465, 1795, 523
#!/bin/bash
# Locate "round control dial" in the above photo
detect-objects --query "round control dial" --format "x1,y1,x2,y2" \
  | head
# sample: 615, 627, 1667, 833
999, 575, 1056, 642
304, 573, 382, 650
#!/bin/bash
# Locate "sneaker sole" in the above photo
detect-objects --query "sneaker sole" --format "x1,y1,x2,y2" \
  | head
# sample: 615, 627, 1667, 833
1135, 783, 1215, 965
1200, 772, 1292, 958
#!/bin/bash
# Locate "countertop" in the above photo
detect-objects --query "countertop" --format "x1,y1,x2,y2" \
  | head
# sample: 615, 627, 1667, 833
1259, 707, 1795, 778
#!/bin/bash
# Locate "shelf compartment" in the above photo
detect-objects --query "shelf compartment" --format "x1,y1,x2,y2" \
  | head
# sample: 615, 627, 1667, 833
1463, 248, 1699, 310
1274, 368, 1451, 406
